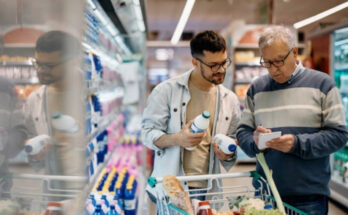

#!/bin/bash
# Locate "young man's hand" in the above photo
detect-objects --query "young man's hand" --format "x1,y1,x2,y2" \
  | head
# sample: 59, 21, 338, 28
177, 120, 205, 148
212, 142, 234, 161
30, 141, 51, 160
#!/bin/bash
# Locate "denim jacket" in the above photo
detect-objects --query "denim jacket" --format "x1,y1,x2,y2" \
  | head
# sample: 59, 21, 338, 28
142, 70, 241, 198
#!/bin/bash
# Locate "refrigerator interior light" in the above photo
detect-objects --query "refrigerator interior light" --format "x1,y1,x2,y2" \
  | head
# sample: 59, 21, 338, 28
87, 0, 97, 10
170, 0, 196, 44
94, 9, 109, 26
106, 24, 119, 37
134, 5, 145, 32
293, 1, 348, 29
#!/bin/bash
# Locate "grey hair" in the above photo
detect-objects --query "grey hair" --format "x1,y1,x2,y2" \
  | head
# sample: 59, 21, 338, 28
258, 26, 296, 50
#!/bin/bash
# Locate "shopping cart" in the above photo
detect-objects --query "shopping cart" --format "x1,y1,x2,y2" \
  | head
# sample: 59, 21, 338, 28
148, 171, 308, 215
0, 173, 86, 213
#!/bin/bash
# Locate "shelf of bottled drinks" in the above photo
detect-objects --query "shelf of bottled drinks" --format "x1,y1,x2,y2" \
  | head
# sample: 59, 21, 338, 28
330, 25, 348, 206
83, 1, 146, 215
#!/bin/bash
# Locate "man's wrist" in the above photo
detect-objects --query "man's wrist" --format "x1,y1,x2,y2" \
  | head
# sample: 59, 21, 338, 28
224, 154, 235, 161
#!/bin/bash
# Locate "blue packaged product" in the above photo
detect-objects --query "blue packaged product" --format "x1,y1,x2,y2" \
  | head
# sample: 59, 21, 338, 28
84, 52, 92, 81
114, 183, 124, 210
89, 194, 97, 206
107, 205, 118, 215
109, 173, 118, 192
93, 205, 105, 215
124, 175, 137, 215
92, 54, 103, 75
101, 195, 110, 207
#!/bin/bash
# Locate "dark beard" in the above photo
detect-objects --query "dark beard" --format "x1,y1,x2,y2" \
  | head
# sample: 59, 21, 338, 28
200, 67, 225, 85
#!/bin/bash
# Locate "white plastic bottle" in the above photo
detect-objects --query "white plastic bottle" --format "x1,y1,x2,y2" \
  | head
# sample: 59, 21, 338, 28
24, 134, 51, 155
51, 112, 79, 133
186, 111, 210, 151
212, 134, 237, 155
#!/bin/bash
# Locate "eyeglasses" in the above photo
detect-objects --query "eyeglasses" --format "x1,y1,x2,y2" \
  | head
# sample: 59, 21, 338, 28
195, 57, 232, 73
260, 48, 293, 68
31, 58, 67, 71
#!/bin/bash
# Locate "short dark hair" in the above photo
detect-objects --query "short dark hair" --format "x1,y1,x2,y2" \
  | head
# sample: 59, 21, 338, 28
190, 30, 226, 57
35, 31, 80, 57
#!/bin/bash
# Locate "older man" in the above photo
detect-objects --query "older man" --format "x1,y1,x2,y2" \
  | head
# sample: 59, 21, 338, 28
237, 26, 348, 215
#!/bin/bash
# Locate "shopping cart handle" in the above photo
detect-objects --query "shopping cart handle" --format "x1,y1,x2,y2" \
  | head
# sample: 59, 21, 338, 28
168, 203, 189, 215
148, 177, 157, 188
250, 171, 262, 180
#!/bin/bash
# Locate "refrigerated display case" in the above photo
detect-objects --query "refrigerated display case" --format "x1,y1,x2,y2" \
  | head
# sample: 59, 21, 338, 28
330, 26, 348, 207
0, 0, 147, 214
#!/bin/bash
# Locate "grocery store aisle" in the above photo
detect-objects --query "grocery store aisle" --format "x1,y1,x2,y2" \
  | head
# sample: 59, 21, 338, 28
223, 163, 348, 215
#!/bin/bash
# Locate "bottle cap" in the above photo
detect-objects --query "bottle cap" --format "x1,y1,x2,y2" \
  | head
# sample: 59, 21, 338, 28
52, 112, 61, 119
202, 111, 210, 119
198, 201, 210, 206
228, 144, 237, 152
24, 145, 33, 153
47, 202, 62, 207
46, 202, 62, 211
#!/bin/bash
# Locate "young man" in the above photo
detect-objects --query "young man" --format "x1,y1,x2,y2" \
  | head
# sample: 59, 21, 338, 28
25, 31, 85, 193
237, 26, 348, 215
142, 31, 241, 201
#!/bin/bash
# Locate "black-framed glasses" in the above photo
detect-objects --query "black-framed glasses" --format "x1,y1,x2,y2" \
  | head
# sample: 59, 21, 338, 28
260, 48, 293, 68
195, 57, 232, 73
31, 58, 68, 71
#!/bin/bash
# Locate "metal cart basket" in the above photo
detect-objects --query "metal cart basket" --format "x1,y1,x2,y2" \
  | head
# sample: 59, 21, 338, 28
0, 173, 85, 213
148, 171, 308, 215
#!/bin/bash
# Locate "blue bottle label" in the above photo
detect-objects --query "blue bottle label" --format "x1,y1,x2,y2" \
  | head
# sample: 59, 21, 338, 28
124, 199, 136, 210
190, 122, 204, 133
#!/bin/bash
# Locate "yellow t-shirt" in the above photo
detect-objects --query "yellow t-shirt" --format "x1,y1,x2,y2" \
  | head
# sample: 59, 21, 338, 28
183, 82, 216, 187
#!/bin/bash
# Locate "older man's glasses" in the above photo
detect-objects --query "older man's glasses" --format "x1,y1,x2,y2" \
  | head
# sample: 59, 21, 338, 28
260, 48, 293, 68
195, 57, 232, 73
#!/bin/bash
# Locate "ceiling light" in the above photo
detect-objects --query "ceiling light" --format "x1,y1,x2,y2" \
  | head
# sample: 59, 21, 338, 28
294, 1, 348, 29
170, 0, 195, 44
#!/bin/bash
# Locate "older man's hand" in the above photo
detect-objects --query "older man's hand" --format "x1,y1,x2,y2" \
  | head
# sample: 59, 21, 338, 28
266, 134, 295, 153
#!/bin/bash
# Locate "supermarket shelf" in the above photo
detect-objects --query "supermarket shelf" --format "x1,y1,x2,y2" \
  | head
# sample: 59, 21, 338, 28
86, 144, 116, 192
335, 63, 348, 70
87, 80, 124, 95
339, 89, 348, 94
82, 42, 121, 67
329, 177, 348, 206
86, 109, 122, 143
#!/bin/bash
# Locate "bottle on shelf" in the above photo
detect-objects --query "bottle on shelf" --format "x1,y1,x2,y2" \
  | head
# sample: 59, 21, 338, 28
93, 205, 105, 215
107, 205, 118, 215
124, 175, 137, 215
212, 134, 237, 155
186, 110, 210, 151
